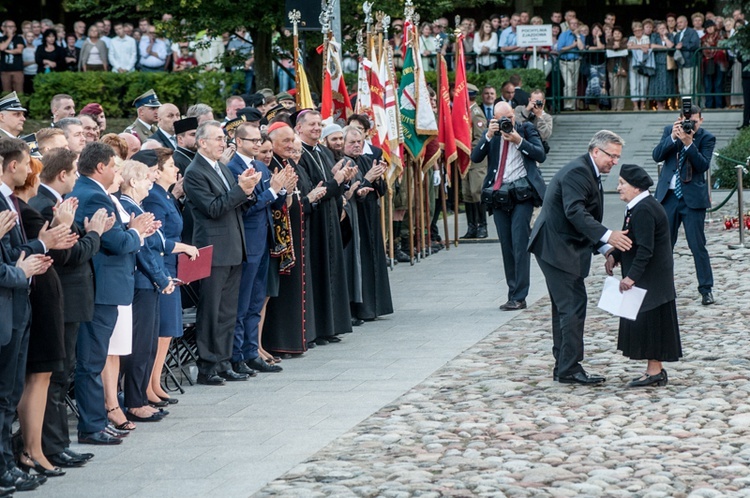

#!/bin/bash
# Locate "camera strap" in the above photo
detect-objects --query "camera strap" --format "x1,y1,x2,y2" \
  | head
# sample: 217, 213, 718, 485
492, 140, 510, 190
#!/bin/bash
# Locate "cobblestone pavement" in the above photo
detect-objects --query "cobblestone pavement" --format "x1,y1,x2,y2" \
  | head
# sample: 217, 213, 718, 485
255, 222, 750, 498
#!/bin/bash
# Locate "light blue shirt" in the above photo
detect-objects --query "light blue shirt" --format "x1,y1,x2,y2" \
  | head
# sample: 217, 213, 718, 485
498, 27, 520, 60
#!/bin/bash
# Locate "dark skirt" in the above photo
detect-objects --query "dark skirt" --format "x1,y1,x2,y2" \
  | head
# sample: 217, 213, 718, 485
159, 263, 183, 338
266, 256, 280, 298
27, 270, 65, 373
618, 300, 682, 361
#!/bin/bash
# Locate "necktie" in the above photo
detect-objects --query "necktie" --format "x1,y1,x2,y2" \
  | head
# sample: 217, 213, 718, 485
8, 193, 27, 242
170, 135, 176, 148
492, 140, 509, 190
214, 163, 231, 191
674, 149, 685, 199
485, 106, 493, 121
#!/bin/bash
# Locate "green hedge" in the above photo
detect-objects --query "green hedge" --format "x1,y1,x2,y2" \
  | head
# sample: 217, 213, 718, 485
714, 128, 750, 189
28, 70, 245, 120
343, 68, 547, 103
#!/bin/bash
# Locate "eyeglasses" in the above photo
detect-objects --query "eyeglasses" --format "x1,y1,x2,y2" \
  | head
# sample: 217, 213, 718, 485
237, 137, 262, 144
598, 149, 621, 160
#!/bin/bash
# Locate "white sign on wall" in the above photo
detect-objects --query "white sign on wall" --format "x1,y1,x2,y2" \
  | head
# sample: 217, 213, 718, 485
517, 25, 553, 47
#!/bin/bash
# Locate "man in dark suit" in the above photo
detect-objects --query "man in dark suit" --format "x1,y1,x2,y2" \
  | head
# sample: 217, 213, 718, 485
673, 16, 700, 97
509, 74, 530, 108
183, 120, 262, 385
0, 138, 73, 491
528, 130, 632, 385
151, 103, 180, 150
30, 148, 111, 467
0, 213, 51, 494
69, 142, 157, 445
226, 122, 288, 374
472, 102, 546, 311
653, 105, 716, 304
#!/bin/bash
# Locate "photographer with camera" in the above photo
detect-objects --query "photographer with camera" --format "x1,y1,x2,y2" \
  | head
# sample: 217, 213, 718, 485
653, 100, 716, 305
515, 89, 553, 153
471, 101, 546, 311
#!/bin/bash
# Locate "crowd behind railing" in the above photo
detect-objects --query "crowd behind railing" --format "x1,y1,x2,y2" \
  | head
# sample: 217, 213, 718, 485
340, 8, 749, 112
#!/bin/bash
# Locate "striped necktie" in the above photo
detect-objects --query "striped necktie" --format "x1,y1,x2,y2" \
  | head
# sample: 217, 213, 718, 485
674, 149, 685, 199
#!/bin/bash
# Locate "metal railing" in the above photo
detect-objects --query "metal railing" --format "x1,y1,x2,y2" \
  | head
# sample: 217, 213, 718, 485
386, 46, 743, 114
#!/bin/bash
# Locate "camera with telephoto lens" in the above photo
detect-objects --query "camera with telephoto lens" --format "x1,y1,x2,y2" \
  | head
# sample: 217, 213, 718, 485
681, 97, 694, 134
494, 117, 514, 136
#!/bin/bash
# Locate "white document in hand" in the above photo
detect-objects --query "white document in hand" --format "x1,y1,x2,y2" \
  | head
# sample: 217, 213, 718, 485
597, 276, 647, 321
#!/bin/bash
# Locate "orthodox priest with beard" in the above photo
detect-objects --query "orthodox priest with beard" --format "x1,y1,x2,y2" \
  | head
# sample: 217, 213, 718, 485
263, 122, 326, 354
342, 126, 394, 322
294, 110, 358, 344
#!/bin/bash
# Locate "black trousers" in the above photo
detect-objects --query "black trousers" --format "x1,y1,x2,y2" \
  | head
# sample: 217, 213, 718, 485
121, 289, 160, 408
536, 257, 588, 378
42, 320, 78, 455
0, 320, 30, 470
195, 265, 241, 375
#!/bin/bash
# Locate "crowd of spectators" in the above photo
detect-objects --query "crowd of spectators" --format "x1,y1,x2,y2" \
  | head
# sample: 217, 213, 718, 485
378, 8, 748, 111
0, 15, 272, 96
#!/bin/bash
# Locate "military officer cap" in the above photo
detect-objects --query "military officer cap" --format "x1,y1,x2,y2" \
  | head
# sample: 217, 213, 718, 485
241, 93, 265, 108
0, 92, 27, 112
466, 83, 479, 97
133, 89, 162, 108
174, 117, 198, 135
264, 104, 286, 122
276, 92, 294, 103
223, 115, 246, 134
21, 134, 42, 158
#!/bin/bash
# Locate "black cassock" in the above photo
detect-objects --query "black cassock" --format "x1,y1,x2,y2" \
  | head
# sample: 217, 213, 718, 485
297, 142, 352, 337
348, 154, 394, 320
263, 154, 317, 353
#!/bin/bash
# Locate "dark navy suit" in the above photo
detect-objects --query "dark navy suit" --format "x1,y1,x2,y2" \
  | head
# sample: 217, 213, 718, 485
69, 176, 142, 434
471, 121, 546, 302
120, 195, 171, 409
653, 125, 715, 295
226, 153, 285, 363
142, 183, 184, 338
0, 193, 33, 472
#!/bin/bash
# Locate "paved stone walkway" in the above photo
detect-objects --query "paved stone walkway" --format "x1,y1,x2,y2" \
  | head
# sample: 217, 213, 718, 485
254, 219, 750, 498
31, 110, 748, 497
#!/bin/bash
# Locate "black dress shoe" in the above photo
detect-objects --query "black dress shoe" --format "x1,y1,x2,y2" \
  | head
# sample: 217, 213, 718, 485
47, 451, 85, 468
499, 300, 527, 311
306, 341, 316, 349
158, 395, 179, 405
197, 373, 226, 385
314, 338, 328, 346
148, 398, 169, 408
218, 369, 250, 381
627, 369, 668, 387
0, 484, 14, 497
78, 430, 123, 445
64, 448, 93, 461
246, 357, 282, 373
125, 410, 164, 422
352, 319, 364, 326
231, 361, 258, 376
701, 292, 715, 305
0, 467, 41, 491
326, 336, 342, 343
558, 371, 606, 385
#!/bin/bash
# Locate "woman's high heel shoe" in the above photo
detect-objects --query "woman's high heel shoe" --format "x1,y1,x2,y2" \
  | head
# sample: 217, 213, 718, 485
19, 452, 66, 477
627, 369, 668, 388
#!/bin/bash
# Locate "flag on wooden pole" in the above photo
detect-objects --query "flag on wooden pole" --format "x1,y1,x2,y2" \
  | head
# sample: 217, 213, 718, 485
437, 53, 457, 168
320, 38, 352, 124
451, 31, 472, 177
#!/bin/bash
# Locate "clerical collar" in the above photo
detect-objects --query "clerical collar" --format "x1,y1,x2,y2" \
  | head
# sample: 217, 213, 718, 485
301, 141, 318, 152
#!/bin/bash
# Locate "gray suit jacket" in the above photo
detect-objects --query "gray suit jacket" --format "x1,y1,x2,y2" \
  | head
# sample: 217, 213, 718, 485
183, 153, 256, 267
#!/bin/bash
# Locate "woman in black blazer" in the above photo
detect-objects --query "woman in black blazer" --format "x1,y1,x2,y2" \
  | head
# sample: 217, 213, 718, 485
15, 158, 67, 476
606, 164, 682, 387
